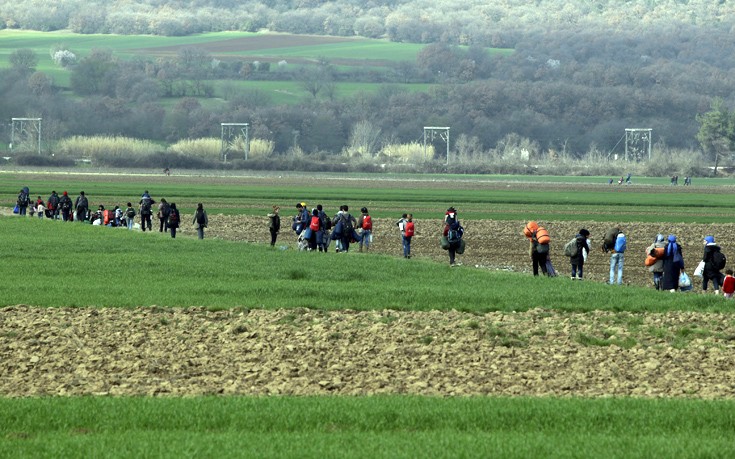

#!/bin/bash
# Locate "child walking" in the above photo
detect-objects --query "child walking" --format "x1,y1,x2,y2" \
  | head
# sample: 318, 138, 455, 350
722, 269, 735, 299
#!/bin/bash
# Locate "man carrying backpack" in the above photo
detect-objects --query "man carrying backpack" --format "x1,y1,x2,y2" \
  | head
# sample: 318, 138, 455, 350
48, 191, 60, 220
59, 191, 73, 222
443, 207, 464, 266
139, 191, 155, 232
357, 207, 372, 252
75, 191, 89, 223
567, 229, 591, 280
702, 235, 726, 295
167, 203, 180, 238
338, 205, 359, 253
609, 229, 627, 285
16, 187, 30, 216
158, 198, 171, 233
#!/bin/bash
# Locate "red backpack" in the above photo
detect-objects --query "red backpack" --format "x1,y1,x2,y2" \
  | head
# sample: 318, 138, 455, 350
404, 221, 415, 237
362, 215, 372, 230
310, 215, 321, 231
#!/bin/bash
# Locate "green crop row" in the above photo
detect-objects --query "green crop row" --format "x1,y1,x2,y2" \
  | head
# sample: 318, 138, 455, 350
1, 172, 734, 222
1, 396, 734, 459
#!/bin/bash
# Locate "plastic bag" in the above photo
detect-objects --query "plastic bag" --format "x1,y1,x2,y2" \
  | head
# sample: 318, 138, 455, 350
693, 261, 705, 278
679, 272, 693, 291
13, 204, 19, 214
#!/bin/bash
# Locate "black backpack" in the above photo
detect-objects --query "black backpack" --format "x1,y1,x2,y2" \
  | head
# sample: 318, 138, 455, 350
713, 251, 727, 270
168, 209, 179, 224
141, 198, 152, 215
196, 211, 206, 225
18, 192, 29, 206
126, 208, 136, 218
447, 220, 463, 243
322, 213, 332, 231
78, 196, 88, 209
343, 214, 354, 232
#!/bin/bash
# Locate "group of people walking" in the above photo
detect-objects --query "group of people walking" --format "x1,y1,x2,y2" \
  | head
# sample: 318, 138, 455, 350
267, 203, 466, 266
525, 220, 733, 296
15, 187, 209, 239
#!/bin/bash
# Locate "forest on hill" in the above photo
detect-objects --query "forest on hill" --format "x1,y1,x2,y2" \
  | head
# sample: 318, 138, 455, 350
1, 0, 734, 168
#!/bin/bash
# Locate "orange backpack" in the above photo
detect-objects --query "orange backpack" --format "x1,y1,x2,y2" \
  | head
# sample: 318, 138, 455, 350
524, 221, 539, 239
535, 227, 550, 245
362, 215, 372, 230
310, 215, 321, 231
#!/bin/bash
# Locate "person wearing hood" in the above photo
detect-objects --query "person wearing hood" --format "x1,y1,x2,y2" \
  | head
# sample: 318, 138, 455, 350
702, 235, 725, 294
646, 234, 667, 290
58, 191, 73, 221
662, 235, 685, 292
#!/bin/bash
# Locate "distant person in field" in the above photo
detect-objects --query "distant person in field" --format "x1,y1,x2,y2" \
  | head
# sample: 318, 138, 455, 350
443, 207, 464, 266
338, 205, 359, 253
625, 173, 632, 185
722, 269, 735, 299
569, 228, 590, 280
646, 234, 667, 290
609, 230, 626, 285
125, 202, 136, 230
396, 213, 408, 257
34, 196, 45, 219
16, 187, 30, 216
158, 198, 171, 233
193, 203, 208, 239
307, 208, 323, 251
523, 221, 549, 276
167, 203, 180, 238
403, 214, 415, 259
701, 235, 725, 295
661, 235, 685, 292
267, 205, 280, 246
357, 207, 372, 252
139, 191, 155, 232
333, 206, 346, 252
317, 204, 330, 251
48, 191, 60, 219
75, 191, 89, 223
59, 191, 73, 222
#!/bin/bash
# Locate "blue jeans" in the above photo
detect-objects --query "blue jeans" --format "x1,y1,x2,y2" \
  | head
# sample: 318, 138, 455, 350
403, 236, 411, 258
610, 253, 624, 284
127, 218, 135, 230
571, 263, 584, 279
360, 230, 372, 250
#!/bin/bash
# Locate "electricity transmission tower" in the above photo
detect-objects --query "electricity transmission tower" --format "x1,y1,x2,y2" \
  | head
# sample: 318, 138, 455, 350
423, 126, 450, 164
220, 123, 250, 161
11, 117, 42, 155
624, 128, 652, 162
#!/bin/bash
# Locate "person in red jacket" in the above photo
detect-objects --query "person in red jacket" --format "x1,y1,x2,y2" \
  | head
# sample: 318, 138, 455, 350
357, 207, 372, 252
722, 269, 735, 299
403, 214, 414, 259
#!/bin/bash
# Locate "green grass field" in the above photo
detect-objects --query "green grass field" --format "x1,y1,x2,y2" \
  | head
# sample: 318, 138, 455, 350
1, 172, 734, 222
2, 171, 735, 458
2, 397, 734, 458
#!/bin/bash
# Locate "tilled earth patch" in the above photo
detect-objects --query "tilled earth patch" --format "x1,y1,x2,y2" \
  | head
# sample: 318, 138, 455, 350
2, 306, 735, 398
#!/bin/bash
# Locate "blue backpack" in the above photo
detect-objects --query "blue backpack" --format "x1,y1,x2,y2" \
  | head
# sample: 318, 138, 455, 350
447, 220, 463, 243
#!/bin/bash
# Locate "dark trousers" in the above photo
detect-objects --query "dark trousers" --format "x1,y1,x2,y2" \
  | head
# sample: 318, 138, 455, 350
270, 229, 278, 246
141, 213, 152, 231
532, 251, 548, 276
170, 227, 177, 238
159, 216, 168, 232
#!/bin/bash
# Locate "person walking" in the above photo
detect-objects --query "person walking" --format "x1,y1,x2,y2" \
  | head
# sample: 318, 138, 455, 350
158, 198, 171, 233
267, 205, 280, 246
48, 191, 60, 220
16, 187, 30, 216
569, 229, 591, 280
609, 230, 627, 285
75, 191, 89, 223
307, 208, 322, 251
523, 221, 549, 276
59, 191, 73, 222
701, 235, 725, 295
357, 207, 372, 252
125, 202, 136, 230
34, 196, 45, 219
193, 203, 208, 239
396, 213, 408, 257
661, 235, 685, 292
443, 207, 465, 266
403, 214, 415, 259
339, 205, 358, 253
139, 191, 155, 232
167, 203, 180, 238
646, 234, 667, 289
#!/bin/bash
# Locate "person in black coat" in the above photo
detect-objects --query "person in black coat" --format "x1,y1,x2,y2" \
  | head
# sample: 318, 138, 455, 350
661, 235, 685, 291
570, 229, 591, 280
702, 235, 724, 294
